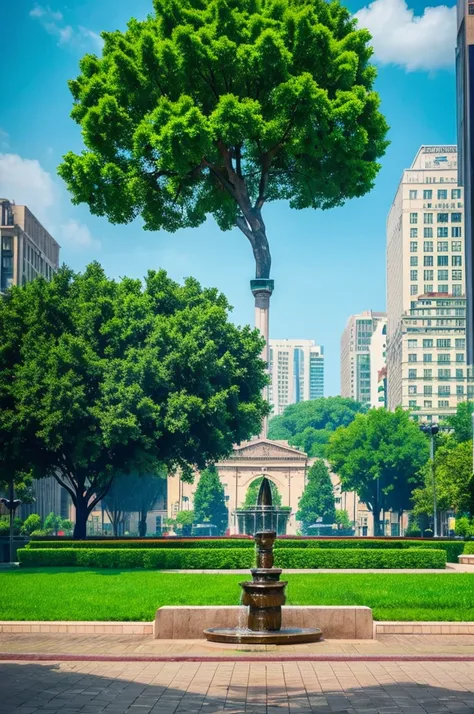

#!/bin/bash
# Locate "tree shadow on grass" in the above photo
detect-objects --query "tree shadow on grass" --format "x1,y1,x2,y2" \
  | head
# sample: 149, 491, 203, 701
2, 660, 474, 713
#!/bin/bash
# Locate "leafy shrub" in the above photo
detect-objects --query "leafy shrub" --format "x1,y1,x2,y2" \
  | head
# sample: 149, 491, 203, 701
27, 538, 254, 549
18, 548, 78, 566
274, 549, 446, 569
21, 514, 42, 535
462, 542, 474, 555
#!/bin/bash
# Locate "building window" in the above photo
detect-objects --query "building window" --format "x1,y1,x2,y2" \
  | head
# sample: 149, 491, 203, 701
410, 270, 418, 281
409, 190, 418, 199
456, 368, 464, 379
410, 256, 418, 266
410, 228, 418, 238
410, 213, 418, 224
408, 353, 417, 362
438, 353, 451, 363
437, 269, 448, 280
410, 285, 418, 295
437, 240, 449, 251
469, 3, 474, 15
408, 369, 417, 378
423, 354, 432, 363
453, 284, 463, 296
452, 255, 462, 266
424, 213, 433, 224
438, 368, 451, 379
424, 256, 434, 266
424, 284, 433, 293
437, 189, 448, 199
409, 400, 417, 408
456, 353, 465, 363
423, 227, 433, 238
423, 339, 433, 348
456, 338, 466, 349
410, 241, 418, 252
424, 369, 432, 379
424, 400, 433, 408
437, 213, 448, 223
439, 385, 451, 395
437, 227, 448, 238
451, 212, 462, 222
408, 339, 418, 348
424, 385, 433, 396
438, 284, 449, 293
452, 229, 462, 239
424, 241, 433, 252
452, 189, 461, 199
438, 400, 450, 408
437, 339, 451, 348
424, 190, 433, 199
409, 385, 417, 395
452, 270, 462, 280
424, 270, 434, 280
437, 255, 449, 266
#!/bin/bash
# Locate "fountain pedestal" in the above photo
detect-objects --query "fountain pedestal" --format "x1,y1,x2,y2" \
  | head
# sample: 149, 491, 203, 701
204, 479, 322, 645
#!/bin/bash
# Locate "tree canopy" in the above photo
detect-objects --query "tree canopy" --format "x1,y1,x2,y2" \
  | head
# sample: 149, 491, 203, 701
268, 396, 367, 456
326, 407, 429, 534
58, 0, 389, 280
296, 459, 336, 534
0, 263, 268, 537
193, 464, 228, 534
445, 400, 474, 443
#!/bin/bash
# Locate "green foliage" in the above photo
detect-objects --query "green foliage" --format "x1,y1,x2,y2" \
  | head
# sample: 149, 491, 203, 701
59, 0, 388, 280
327, 407, 429, 531
21, 514, 42, 535
0, 264, 268, 538
44, 513, 62, 535
193, 465, 228, 534
27, 538, 254, 549
445, 401, 474, 443
268, 397, 367, 456
335, 509, 352, 530
463, 541, 474, 554
296, 459, 336, 533
174, 510, 195, 535
413, 439, 473, 516
274, 549, 446, 569
242, 476, 282, 507
455, 517, 474, 539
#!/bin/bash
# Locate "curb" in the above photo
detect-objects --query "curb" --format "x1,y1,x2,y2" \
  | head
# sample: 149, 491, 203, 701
1, 653, 474, 663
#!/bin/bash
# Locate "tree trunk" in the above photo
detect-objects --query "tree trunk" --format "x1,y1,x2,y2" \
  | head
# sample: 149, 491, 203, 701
138, 511, 147, 537
73, 498, 89, 539
251, 228, 272, 279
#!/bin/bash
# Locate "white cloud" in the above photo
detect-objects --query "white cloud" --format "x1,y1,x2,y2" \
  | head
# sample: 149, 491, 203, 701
0, 129, 9, 150
355, 0, 456, 72
30, 4, 103, 51
0, 153, 99, 251
59, 219, 99, 249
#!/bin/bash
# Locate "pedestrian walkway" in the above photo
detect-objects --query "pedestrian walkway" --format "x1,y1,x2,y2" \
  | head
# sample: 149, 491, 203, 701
2, 658, 474, 713
3, 633, 474, 659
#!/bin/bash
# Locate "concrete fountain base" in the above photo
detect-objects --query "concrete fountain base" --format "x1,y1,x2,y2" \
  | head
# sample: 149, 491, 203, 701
204, 626, 322, 645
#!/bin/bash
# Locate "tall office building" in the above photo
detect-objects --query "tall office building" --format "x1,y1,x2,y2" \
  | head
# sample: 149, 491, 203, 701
369, 318, 388, 408
386, 145, 470, 420
0, 199, 60, 293
340, 311, 386, 404
269, 339, 324, 416
456, 0, 474, 364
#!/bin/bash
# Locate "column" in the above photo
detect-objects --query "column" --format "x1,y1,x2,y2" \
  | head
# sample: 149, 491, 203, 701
250, 278, 274, 439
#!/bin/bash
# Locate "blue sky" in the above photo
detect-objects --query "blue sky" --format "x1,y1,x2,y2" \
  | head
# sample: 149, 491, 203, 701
0, 0, 458, 395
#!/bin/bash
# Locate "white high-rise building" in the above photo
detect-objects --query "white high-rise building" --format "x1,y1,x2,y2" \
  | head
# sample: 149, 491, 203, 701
369, 318, 387, 408
386, 145, 472, 420
340, 311, 386, 405
269, 339, 324, 416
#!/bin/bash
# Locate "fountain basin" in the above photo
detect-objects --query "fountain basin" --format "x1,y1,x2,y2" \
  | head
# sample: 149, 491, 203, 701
203, 627, 323, 645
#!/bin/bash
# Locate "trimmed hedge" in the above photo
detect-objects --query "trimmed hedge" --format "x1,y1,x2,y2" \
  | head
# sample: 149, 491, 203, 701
26, 538, 464, 562
18, 547, 446, 570
463, 542, 474, 554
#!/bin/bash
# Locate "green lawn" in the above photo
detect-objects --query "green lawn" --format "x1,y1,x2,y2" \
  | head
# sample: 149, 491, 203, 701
2, 569, 474, 622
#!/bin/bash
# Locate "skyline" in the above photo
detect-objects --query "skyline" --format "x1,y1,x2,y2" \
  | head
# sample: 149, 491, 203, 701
0, 0, 459, 395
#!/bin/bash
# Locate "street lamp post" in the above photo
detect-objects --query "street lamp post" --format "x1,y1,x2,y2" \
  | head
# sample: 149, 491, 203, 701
420, 423, 439, 538
0, 481, 22, 563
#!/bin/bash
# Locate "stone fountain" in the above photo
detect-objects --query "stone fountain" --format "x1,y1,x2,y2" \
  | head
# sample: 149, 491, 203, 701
204, 477, 322, 644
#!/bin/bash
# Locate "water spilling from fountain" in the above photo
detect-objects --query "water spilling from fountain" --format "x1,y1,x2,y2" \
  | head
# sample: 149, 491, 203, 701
204, 477, 322, 645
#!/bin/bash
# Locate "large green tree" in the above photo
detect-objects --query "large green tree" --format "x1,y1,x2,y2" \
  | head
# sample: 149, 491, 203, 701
445, 401, 474, 443
0, 264, 268, 538
296, 459, 336, 534
268, 396, 367, 456
58, 0, 388, 281
193, 465, 228, 534
326, 407, 429, 535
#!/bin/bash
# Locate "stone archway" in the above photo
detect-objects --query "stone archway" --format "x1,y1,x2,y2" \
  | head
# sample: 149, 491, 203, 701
240, 475, 283, 508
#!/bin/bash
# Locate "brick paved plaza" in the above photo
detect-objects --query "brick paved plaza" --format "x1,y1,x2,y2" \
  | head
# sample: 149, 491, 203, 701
2, 658, 474, 713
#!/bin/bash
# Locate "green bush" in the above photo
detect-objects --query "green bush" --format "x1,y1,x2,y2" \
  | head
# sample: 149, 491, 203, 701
27, 538, 255, 550
274, 549, 446, 570
462, 542, 474, 554
274, 539, 463, 562
18, 548, 78, 567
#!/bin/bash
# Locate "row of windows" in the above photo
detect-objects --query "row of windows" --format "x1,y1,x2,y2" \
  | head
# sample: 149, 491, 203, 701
410, 270, 462, 280
407, 338, 465, 349
410, 285, 463, 296
408, 368, 466, 378
409, 189, 461, 200
408, 354, 465, 363
408, 385, 465, 395
410, 256, 462, 267
410, 229, 462, 239
410, 212, 462, 224
410, 400, 460, 409
410, 240, 462, 251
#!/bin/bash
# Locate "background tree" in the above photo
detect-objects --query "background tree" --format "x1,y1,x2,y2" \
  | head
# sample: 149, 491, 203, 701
335, 509, 352, 531
0, 264, 268, 538
132, 472, 167, 537
193, 465, 228, 535
326, 407, 429, 535
296, 459, 336, 534
20, 514, 42, 536
242, 476, 282, 507
59, 0, 388, 284
43, 512, 62, 536
445, 401, 474, 443
174, 510, 195, 536
268, 397, 367, 456
103, 475, 136, 536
